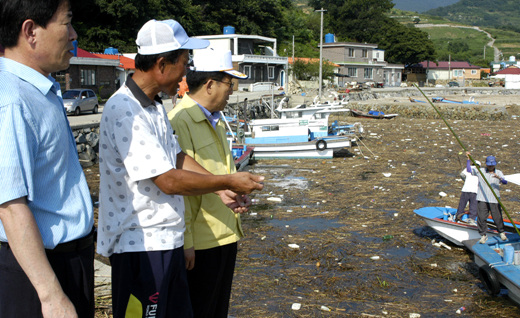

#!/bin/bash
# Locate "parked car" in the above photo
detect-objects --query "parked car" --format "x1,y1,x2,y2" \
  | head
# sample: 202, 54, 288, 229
447, 81, 460, 87
63, 89, 98, 116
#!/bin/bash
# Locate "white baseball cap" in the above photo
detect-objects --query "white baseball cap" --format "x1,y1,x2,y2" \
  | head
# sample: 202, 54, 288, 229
193, 48, 248, 79
136, 19, 209, 55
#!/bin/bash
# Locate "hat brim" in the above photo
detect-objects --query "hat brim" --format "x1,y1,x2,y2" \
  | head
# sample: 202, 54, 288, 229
486, 161, 497, 166
224, 69, 248, 79
179, 38, 210, 50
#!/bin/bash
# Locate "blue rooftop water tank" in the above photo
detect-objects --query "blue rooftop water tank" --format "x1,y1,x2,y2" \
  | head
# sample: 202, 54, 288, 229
104, 47, 119, 54
325, 33, 335, 43
71, 40, 78, 56
223, 26, 235, 34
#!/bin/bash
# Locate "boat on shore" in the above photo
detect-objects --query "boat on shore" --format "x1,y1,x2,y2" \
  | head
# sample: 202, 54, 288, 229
350, 109, 398, 119
463, 235, 520, 305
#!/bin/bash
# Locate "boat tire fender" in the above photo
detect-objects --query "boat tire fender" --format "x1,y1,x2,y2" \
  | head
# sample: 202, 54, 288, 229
316, 139, 327, 151
479, 264, 501, 296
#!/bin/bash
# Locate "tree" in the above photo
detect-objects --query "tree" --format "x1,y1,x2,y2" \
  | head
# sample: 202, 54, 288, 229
292, 59, 334, 81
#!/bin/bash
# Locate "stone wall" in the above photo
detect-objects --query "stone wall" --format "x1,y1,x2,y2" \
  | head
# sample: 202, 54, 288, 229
346, 87, 520, 101
72, 123, 100, 168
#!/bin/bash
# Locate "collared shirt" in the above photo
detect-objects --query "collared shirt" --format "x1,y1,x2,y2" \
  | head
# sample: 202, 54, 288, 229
97, 74, 184, 257
197, 103, 221, 129
470, 166, 506, 204
169, 94, 242, 250
0, 57, 93, 248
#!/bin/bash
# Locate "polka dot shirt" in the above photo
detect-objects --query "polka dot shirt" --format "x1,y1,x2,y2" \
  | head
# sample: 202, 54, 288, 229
97, 85, 184, 257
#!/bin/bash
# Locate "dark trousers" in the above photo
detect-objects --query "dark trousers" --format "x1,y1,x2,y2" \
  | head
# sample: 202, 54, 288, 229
109, 247, 192, 318
477, 201, 505, 235
187, 242, 238, 318
456, 191, 477, 219
0, 242, 95, 318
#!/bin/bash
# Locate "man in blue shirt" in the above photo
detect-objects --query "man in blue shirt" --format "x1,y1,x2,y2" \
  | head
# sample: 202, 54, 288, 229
0, 1, 95, 317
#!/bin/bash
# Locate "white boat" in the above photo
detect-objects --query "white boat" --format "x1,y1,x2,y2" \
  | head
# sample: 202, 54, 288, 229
414, 207, 501, 246
243, 102, 360, 159
274, 96, 352, 139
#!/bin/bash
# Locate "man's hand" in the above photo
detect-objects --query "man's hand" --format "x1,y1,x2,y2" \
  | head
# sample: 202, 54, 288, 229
184, 247, 195, 270
217, 190, 251, 213
227, 172, 264, 195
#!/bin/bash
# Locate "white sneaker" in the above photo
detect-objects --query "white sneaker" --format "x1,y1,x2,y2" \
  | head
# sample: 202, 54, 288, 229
467, 219, 477, 226
500, 232, 507, 241
479, 235, 488, 244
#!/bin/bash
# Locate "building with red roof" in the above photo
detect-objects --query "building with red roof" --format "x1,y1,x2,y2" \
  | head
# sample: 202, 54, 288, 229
493, 66, 520, 89
406, 60, 481, 85
52, 46, 120, 99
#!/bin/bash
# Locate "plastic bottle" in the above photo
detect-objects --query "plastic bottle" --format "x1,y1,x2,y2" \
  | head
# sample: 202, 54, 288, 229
456, 306, 466, 314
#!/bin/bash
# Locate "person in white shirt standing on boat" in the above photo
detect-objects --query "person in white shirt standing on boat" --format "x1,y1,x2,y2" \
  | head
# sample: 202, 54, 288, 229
455, 160, 480, 225
466, 152, 508, 244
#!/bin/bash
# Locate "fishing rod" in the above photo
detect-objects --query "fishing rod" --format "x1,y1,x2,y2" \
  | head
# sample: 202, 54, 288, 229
413, 84, 520, 236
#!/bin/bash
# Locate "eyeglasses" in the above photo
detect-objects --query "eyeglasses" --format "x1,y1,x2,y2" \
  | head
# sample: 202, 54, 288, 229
213, 80, 234, 89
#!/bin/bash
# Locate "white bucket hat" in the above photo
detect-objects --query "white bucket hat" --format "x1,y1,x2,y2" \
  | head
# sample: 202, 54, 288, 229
136, 19, 209, 55
193, 48, 248, 79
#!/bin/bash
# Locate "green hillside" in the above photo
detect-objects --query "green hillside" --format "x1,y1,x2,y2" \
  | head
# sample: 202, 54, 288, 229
389, 7, 520, 66
426, 0, 520, 33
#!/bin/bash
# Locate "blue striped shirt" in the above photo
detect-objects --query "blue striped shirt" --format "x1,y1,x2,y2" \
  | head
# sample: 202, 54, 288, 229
0, 58, 93, 248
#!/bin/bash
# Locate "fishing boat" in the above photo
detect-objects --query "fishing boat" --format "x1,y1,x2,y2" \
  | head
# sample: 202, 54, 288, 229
463, 235, 520, 305
350, 109, 398, 119
243, 117, 355, 159
432, 96, 481, 104
243, 102, 361, 159
414, 207, 502, 246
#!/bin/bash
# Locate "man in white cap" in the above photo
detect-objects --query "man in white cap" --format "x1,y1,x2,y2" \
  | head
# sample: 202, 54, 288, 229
168, 48, 249, 318
97, 20, 264, 318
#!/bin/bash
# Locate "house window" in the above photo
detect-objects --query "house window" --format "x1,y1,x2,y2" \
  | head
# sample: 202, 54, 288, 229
362, 49, 368, 58
364, 68, 373, 79
348, 48, 355, 57
471, 70, 477, 75
244, 65, 252, 78
347, 68, 357, 77
453, 69, 463, 77
268, 66, 275, 79
80, 69, 96, 85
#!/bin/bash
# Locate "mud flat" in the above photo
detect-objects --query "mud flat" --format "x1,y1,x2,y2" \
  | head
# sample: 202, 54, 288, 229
230, 115, 520, 317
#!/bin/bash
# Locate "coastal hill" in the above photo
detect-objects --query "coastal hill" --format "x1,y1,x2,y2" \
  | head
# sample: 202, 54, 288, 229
425, 0, 520, 33
392, 0, 459, 13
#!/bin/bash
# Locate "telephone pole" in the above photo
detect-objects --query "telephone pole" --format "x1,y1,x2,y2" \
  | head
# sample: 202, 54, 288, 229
315, 8, 327, 102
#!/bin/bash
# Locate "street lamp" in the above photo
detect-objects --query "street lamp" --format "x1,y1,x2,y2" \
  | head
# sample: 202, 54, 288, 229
315, 8, 326, 102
